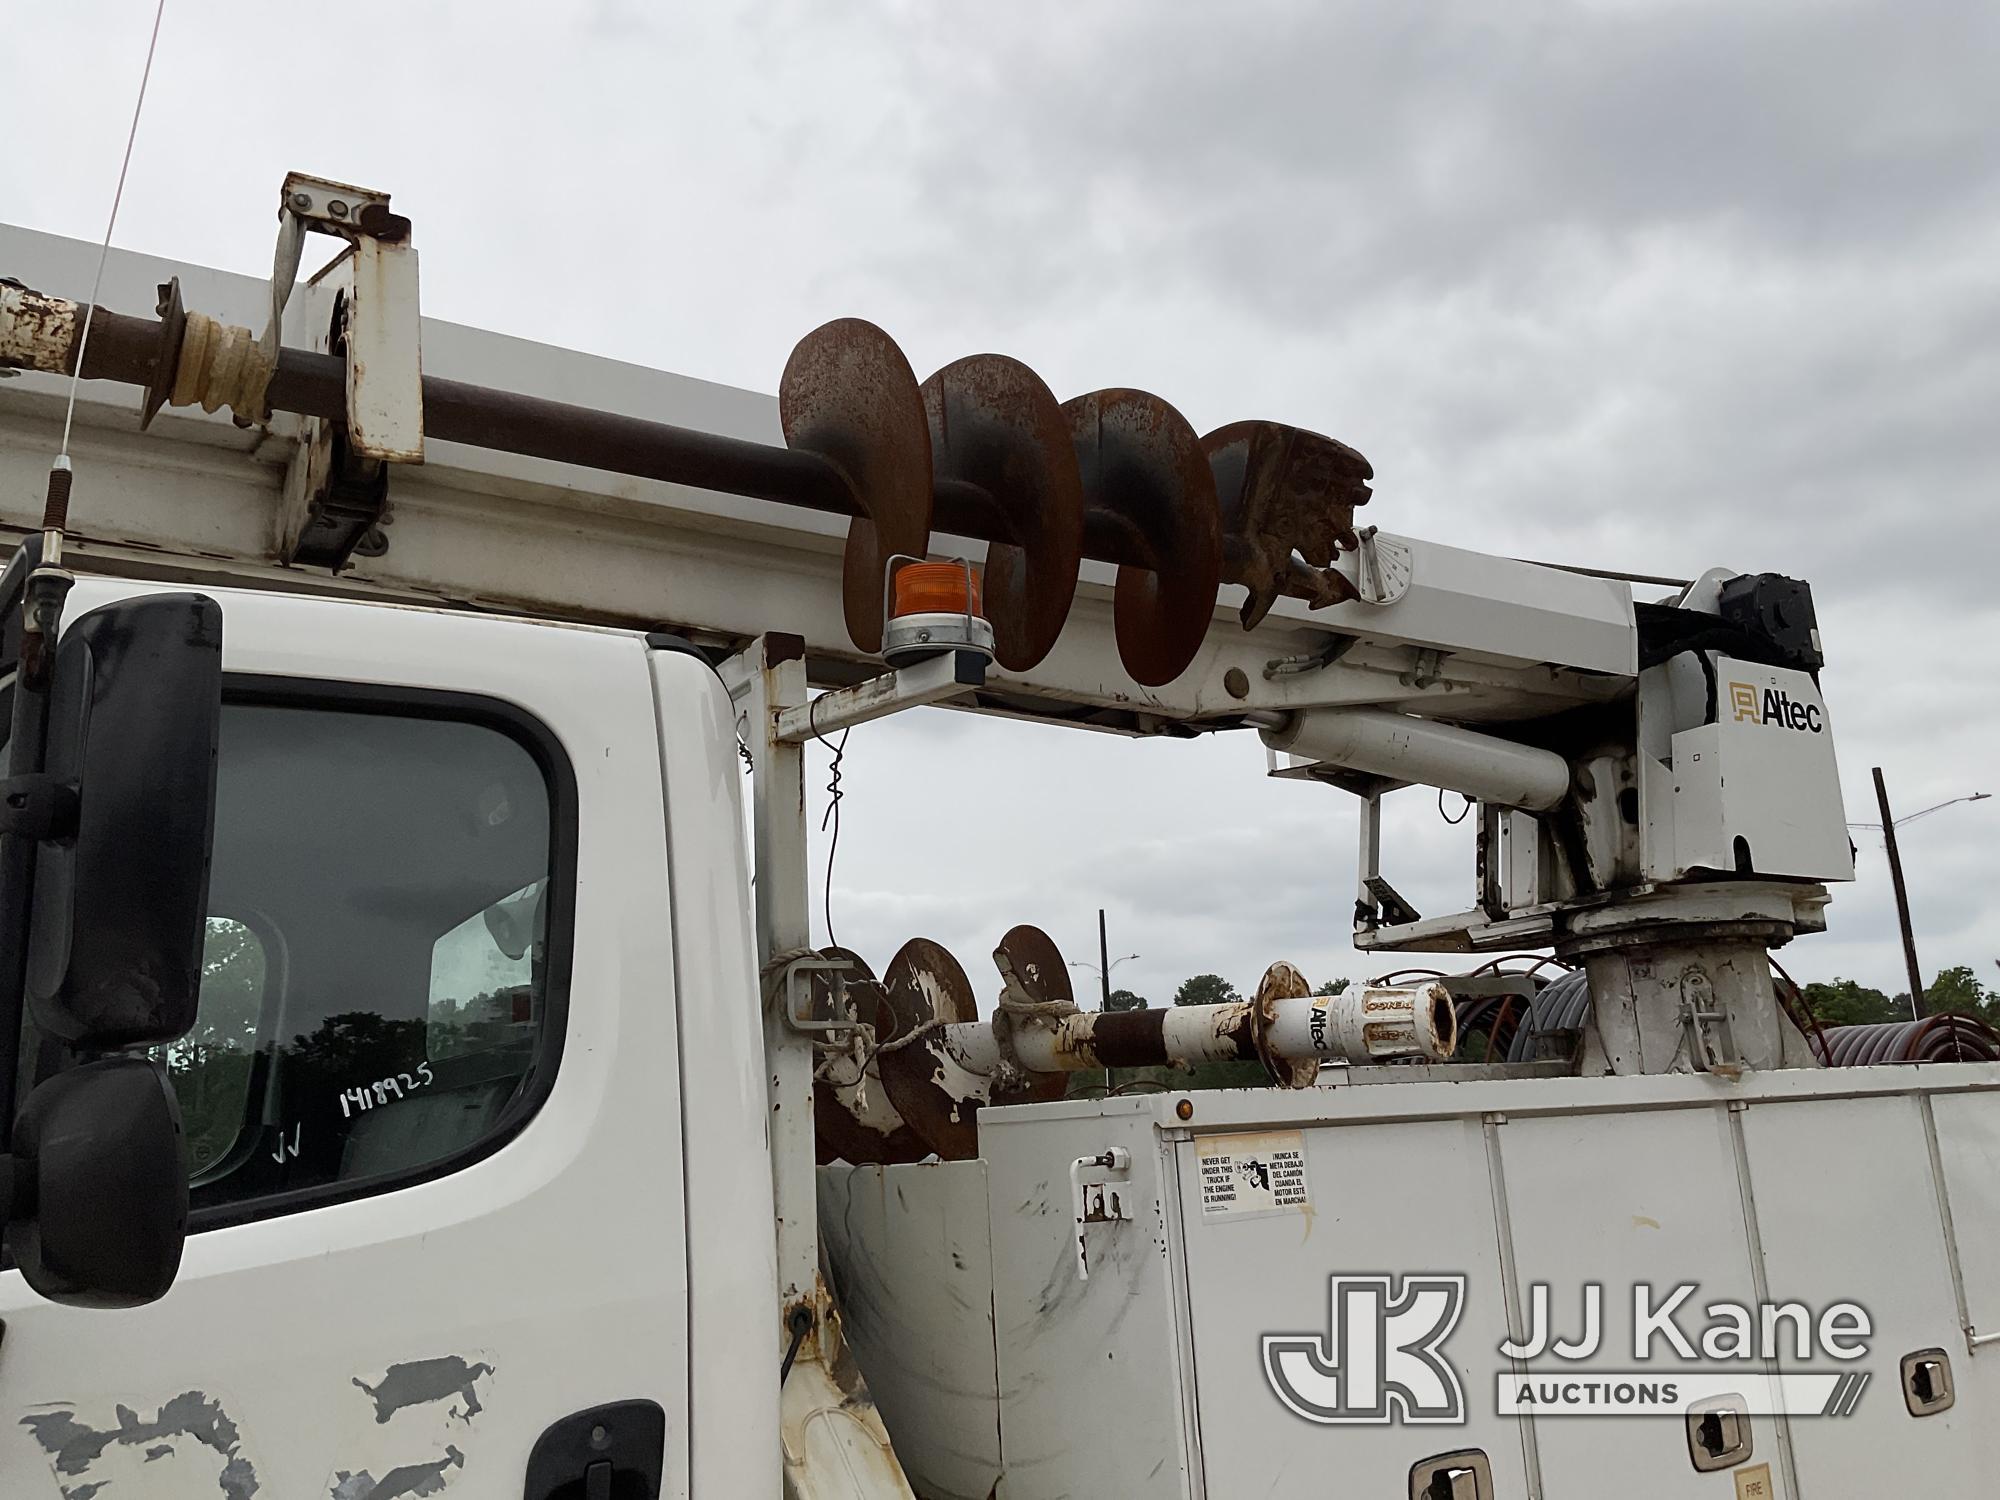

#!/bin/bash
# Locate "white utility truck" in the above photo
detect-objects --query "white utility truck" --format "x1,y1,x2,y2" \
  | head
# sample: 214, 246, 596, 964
0, 176, 1995, 1500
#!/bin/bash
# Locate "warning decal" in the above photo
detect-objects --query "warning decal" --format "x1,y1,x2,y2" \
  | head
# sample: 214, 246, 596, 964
1197, 1130, 1310, 1219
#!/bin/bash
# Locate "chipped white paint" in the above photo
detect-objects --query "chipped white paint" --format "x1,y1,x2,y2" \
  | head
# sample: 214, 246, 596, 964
17, 1388, 262, 1499
330, 1355, 493, 1499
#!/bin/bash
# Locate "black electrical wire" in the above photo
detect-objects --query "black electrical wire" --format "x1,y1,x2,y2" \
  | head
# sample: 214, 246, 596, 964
780, 1306, 814, 1383
1438, 787, 1474, 825
808, 694, 850, 950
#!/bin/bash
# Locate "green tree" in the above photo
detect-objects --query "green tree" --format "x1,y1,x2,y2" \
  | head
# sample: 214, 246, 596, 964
1801, 978, 1901, 1027
1104, 988, 1148, 1012
1925, 965, 1995, 1023
1314, 978, 1351, 997
1175, 973, 1239, 1007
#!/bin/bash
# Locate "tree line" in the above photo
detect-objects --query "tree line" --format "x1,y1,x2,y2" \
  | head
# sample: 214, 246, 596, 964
1800, 965, 1997, 1027
1103, 972, 1349, 1011
1103, 965, 1998, 1028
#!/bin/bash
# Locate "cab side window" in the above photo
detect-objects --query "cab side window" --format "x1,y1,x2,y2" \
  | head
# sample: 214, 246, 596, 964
164, 690, 572, 1223
163, 918, 267, 1177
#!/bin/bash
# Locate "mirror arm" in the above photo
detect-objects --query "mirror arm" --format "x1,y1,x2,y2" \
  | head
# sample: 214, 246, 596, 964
0, 560, 74, 1152
0, 776, 79, 842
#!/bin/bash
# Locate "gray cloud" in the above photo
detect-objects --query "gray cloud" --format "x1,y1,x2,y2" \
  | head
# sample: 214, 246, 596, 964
5, 0, 1992, 1001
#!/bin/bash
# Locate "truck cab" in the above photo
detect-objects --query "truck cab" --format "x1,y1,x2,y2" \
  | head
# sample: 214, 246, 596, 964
2, 579, 781, 1497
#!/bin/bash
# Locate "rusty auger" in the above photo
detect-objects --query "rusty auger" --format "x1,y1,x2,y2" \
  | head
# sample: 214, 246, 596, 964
764, 324, 1376, 688
776, 318, 1372, 683
0, 278, 1372, 684
805, 924, 1458, 1164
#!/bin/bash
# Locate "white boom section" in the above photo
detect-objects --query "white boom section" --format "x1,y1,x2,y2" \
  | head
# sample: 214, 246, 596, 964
0, 224, 1635, 727
1262, 706, 1574, 810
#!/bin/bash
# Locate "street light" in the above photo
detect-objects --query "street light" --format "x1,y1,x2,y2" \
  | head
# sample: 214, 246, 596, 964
1848, 791, 1990, 832
1855, 773, 1990, 1018
1071, 909, 1143, 1093
1070, 909, 1141, 1008
1070, 952, 1142, 1000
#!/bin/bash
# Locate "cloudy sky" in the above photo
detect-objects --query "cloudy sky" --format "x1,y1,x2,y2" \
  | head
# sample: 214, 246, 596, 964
8, 0, 1996, 1006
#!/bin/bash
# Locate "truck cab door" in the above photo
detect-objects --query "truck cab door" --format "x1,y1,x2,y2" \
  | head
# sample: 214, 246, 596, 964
2, 581, 696, 1500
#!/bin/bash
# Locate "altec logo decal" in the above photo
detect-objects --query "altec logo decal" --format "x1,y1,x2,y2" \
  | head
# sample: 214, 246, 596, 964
1730, 681, 1823, 733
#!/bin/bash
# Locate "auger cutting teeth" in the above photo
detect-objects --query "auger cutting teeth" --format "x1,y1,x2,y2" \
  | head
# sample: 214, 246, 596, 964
1204, 420, 1372, 630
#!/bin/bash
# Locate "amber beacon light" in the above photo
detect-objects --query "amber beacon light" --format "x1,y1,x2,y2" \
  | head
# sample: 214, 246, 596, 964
882, 557, 996, 669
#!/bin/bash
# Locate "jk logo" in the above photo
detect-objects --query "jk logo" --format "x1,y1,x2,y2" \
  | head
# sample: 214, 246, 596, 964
1263, 1274, 1467, 1424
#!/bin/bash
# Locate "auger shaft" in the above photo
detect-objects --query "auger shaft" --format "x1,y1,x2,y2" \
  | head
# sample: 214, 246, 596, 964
3, 286, 1266, 583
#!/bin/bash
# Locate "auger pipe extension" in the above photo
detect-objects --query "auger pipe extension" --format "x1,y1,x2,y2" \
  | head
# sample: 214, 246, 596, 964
938, 982, 1458, 1074
0, 283, 1325, 598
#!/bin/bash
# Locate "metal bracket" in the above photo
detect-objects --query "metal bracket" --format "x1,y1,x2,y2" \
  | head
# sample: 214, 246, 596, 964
1364, 874, 1423, 928
1400, 647, 1445, 689
279, 396, 393, 570
1352, 788, 1557, 953
0, 774, 78, 841
773, 649, 986, 744
775, 955, 863, 1039
1069, 1147, 1132, 1281
1681, 967, 1743, 1078
1354, 526, 1414, 605
265, 172, 423, 464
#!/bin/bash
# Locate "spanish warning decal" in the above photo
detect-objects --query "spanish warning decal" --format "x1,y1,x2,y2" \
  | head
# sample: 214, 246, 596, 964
1197, 1130, 1310, 1219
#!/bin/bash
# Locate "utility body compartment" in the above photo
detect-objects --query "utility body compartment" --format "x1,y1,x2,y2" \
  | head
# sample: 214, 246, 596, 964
823, 1064, 2000, 1500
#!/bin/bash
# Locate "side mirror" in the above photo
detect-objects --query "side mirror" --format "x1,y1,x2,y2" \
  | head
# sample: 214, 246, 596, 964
0, 585, 222, 1308
4, 1056, 188, 1306
26, 592, 223, 1046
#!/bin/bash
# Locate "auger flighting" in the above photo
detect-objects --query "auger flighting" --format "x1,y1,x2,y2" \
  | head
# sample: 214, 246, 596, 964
803, 925, 1458, 1166
779, 317, 1373, 684
0, 281, 1372, 686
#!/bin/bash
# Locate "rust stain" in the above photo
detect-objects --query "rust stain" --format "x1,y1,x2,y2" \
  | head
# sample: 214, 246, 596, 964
1063, 387, 1222, 686
875, 937, 985, 1161
1252, 962, 1319, 1088
0, 283, 80, 374
1204, 420, 1371, 629
922, 356, 1081, 670
812, 947, 931, 1167
779, 319, 933, 654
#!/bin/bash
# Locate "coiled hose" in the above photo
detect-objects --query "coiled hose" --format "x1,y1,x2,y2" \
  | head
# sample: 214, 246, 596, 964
1822, 1014, 2000, 1065
1458, 972, 2000, 1067
1505, 968, 1595, 1063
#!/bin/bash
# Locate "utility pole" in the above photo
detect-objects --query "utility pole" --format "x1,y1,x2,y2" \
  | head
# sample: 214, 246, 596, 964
1104, 916, 1120, 1012
1873, 767, 1926, 1018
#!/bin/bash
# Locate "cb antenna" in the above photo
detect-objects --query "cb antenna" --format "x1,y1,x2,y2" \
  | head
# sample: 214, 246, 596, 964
40, 0, 169, 578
